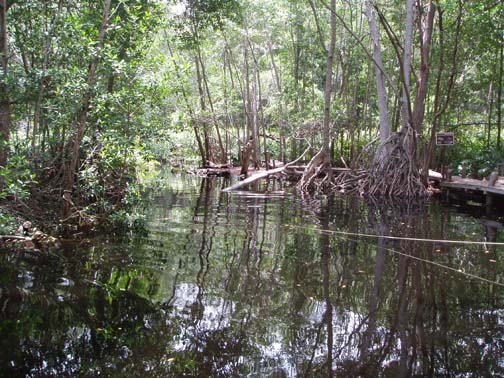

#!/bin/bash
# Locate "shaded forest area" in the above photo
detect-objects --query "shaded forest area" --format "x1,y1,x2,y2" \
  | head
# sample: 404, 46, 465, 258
0, 0, 504, 238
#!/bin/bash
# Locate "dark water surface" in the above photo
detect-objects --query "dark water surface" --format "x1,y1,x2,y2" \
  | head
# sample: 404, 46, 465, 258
1, 173, 504, 377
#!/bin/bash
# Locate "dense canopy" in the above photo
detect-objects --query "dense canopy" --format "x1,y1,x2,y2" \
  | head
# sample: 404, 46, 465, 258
0, 0, 503, 226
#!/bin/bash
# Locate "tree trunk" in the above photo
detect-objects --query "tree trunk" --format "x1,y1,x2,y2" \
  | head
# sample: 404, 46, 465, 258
412, 1, 435, 133
166, 39, 205, 165
423, 1, 461, 173
497, 40, 503, 150
266, 35, 285, 163
62, 0, 112, 217
248, 37, 264, 169
322, 0, 337, 157
487, 81, 494, 148
195, 54, 212, 165
400, 0, 414, 131
33, 0, 63, 163
297, 0, 336, 193
196, 46, 226, 163
242, 34, 259, 171
365, 0, 390, 144
0, 0, 10, 168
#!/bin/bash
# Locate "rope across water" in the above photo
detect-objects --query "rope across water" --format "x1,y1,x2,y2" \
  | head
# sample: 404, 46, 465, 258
284, 224, 504, 287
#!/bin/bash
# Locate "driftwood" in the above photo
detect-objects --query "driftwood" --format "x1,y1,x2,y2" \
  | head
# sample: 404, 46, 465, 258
222, 147, 310, 193
0, 235, 30, 241
205, 161, 232, 169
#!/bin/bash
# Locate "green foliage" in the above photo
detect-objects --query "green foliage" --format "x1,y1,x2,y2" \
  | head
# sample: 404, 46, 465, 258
77, 137, 158, 231
2, 0, 504, 231
0, 208, 17, 234
448, 125, 504, 178
170, 0, 243, 48
0, 154, 37, 200
452, 145, 504, 178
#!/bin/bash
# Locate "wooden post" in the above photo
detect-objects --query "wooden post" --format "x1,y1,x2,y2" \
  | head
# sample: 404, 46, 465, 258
446, 168, 453, 182
488, 171, 499, 186
486, 171, 498, 214
486, 194, 493, 209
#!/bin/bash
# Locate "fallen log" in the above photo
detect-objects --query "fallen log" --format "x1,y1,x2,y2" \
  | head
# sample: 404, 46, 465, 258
222, 147, 310, 193
0, 235, 30, 241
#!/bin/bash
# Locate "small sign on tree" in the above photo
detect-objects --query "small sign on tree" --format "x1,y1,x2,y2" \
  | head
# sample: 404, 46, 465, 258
436, 132, 455, 146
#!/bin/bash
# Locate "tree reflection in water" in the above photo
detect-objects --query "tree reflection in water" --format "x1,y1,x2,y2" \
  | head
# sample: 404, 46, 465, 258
1, 175, 504, 377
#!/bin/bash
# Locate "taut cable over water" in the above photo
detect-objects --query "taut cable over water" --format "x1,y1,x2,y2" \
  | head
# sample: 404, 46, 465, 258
285, 224, 504, 287
333, 233, 504, 288
284, 224, 504, 246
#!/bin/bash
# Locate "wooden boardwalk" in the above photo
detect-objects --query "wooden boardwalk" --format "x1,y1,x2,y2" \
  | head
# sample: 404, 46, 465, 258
426, 169, 504, 208
440, 176, 504, 196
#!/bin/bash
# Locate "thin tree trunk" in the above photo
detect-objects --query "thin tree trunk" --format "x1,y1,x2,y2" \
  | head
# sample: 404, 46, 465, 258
251, 72, 260, 168
196, 46, 226, 162
297, 0, 336, 192
166, 39, 205, 165
33, 0, 63, 162
487, 81, 494, 148
307, 0, 327, 53
365, 1, 390, 144
266, 34, 285, 163
423, 1, 461, 172
243, 34, 259, 170
0, 0, 10, 168
222, 51, 230, 163
400, 0, 414, 131
195, 55, 212, 165
62, 0, 112, 217
256, 69, 268, 168
248, 37, 265, 168
412, 1, 435, 133
322, 0, 337, 157
497, 41, 503, 150
222, 36, 247, 153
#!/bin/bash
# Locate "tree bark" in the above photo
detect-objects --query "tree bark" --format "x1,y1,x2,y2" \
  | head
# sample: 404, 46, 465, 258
423, 2, 461, 172
487, 81, 494, 148
242, 34, 259, 171
33, 0, 63, 162
0, 0, 10, 168
497, 40, 503, 150
400, 0, 414, 131
62, 0, 112, 217
322, 0, 337, 156
412, 1, 435, 133
297, 0, 336, 193
195, 54, 212, 164
247, 36, 261, 168
365, 0, 390, 144
166, 39, 205, 165
196, 46, 226, 162
266, 34, 285, 163
307, 0, 327, 53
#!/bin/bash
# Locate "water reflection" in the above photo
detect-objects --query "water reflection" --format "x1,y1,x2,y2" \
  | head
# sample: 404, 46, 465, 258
1, 174, 504, 377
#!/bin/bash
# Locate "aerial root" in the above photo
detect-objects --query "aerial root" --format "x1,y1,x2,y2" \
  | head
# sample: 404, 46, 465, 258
297, 150, 333, 193
298, 132, 429, 198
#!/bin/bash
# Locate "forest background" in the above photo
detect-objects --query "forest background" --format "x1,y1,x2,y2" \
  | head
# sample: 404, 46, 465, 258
0, 0, 503, 235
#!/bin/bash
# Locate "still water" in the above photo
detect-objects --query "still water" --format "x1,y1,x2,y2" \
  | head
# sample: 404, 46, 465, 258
1, 173, 504, 377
